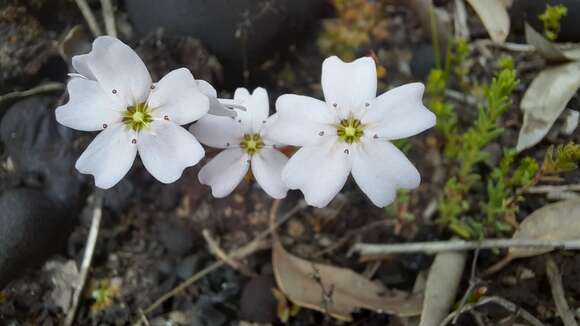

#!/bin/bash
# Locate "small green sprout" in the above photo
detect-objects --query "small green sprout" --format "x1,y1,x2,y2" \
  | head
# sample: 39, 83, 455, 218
539, 4, 568, 41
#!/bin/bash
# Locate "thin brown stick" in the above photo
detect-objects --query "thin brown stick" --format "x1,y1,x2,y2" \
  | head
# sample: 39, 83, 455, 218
65, 191, 103, 326
0, 82, 64, 106
202, 229, 255, 277
352, 239, 580, 257
75, 0, 103, 37
546, 256, 578, 326
439, 296, 545, 326
100, 0, 117, 37
139, 199, 305, 319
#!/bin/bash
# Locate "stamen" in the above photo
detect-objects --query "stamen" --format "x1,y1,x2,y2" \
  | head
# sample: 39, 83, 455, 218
102, 123, 108, 129
163, 115, 169, 120
318, 131, 324, 136
332, 103, 338, 108
112, 89, 117, 94
365, 102, 370, 107
226, 142, 230, 147
131, 139, 137, 144
344, 149, 349, 155
150, 85, 155, 90
373, 134, 379, 139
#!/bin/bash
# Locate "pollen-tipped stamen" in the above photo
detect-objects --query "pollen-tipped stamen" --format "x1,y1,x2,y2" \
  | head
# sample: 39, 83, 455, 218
240, 133, 265, 155
337, 118, 364, 144
122, 102, 153, 132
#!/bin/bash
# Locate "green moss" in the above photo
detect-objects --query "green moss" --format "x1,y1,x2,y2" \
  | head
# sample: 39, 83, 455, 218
539, 4, 568, 41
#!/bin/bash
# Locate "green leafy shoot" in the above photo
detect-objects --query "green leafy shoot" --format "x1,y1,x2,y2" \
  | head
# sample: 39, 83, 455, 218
438, 60, 519, 239
539, 4, 568, 41
542, 142, 580, 174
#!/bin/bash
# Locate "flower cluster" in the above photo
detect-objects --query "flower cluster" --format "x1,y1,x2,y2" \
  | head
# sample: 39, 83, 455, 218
56, 36, 435, 208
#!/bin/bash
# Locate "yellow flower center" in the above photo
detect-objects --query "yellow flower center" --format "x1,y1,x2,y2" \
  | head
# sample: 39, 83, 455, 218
122, 102, 152, 131
337, 118, 364, 144
240, 133, 264, 155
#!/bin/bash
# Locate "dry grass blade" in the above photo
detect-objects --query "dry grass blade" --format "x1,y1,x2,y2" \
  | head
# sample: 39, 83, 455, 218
546, 256, 578, 326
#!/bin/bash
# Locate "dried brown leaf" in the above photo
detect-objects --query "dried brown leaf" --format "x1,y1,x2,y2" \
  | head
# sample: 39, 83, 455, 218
465, 0, 510, 43
486, 199, 580, 274
525, 23, 580, 62
517, 61, 580, 152
272, 238, 423, 321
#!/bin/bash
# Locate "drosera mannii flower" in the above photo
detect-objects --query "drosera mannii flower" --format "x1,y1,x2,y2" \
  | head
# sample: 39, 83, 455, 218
266, 56, 436, 208
190, 87, 289, 199
55, 36, 212, 189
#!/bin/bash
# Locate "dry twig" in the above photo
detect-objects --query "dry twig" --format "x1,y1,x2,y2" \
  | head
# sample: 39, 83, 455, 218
352, 239, 580, 257
439, 296, 545, 326
0, 82, 64, 106
546, 256, 578, 326
138, 199, 306, 321
100, 0, 117, 37
65, 191, 103, 326
75, 0, 103, 37
202, 229, 255, 277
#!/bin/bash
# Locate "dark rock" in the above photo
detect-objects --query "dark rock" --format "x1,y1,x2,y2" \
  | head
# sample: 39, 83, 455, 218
0, 6, 61, 92
0, 188, 73, 289
239, 274, 277, 323
158, 221, 194, 255
410, 43, 439, 81
125, 0, 327, 70
0, 96, 82, 206
511, 0, 580, 42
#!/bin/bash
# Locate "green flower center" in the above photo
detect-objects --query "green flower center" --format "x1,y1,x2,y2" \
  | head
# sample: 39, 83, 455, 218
337, 118, 364, 144
122, 102, 153, 132
240, 133, 264, 155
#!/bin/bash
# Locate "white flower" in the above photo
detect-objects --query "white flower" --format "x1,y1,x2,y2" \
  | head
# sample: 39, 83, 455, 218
190, 87, 289, 198
266, 56, 436, 208
56, 36, 211, 189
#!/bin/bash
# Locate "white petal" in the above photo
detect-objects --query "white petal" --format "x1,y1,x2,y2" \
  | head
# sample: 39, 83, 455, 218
138, 121, 204, 184
234, 87, 270, 133
148, 68, 209, 125
282, 138, 352, 207
75, 123, 137, 189
351, 140, 420, 207
196, 79, 236, 117
362, 83, 436, 140
266, 94, 337, 146
251, 148, 289, 199
321, 56, 377, 111
197, 80, 217, 97
233, 88, 251, 102
56, 77, 123, 131
198, 148, 249, 197
190, 114, 244, 148
73, 36, 152, 106
72, 55, 96, 80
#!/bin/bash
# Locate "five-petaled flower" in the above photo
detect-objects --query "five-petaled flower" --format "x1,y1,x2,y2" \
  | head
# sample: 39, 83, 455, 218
266, 56, 436, 207
191, 88, 289, 198
56, 36, 212, 189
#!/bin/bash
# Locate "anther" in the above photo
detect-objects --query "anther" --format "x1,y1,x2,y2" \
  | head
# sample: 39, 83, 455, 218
365, 102, 370, 107
332, 103, 338, 108
102, 123, 108, 129
238, 119, 242, 123
262, 120, 266, 124
226, 142, 230, 147
131, 139, 137, 144
373, 134, 378, 139
344, 149, 349, 155
163, 115, 169, 120
318, 131, 324, 136
112, 89, 117, 94
150, 85, 155, 90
